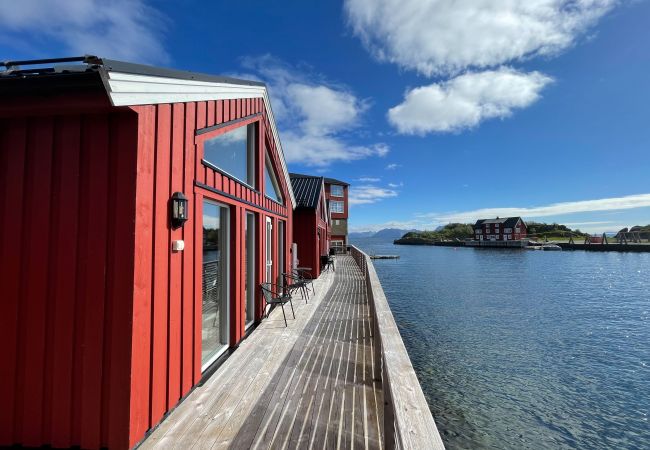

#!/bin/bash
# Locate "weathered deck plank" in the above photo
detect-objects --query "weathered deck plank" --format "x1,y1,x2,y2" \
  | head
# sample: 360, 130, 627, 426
140, 256, 382, 450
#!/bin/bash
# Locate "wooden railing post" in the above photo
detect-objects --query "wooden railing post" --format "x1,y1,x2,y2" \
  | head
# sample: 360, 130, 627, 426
383, 361, 396, 450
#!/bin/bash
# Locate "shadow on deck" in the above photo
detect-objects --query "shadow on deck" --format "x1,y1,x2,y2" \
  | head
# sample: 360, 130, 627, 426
140, 255, 383, 450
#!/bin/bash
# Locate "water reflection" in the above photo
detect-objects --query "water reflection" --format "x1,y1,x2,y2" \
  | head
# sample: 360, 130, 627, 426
352, 238, 650, 449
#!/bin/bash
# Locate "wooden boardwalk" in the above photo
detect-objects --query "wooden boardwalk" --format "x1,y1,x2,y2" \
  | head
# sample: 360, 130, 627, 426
140, 255, 383, 450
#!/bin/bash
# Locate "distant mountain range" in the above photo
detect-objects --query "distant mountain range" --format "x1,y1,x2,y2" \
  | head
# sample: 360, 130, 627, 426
349, 228, 420, 240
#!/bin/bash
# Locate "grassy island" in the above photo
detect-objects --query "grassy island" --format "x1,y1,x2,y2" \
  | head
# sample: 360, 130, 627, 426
394, 222, 598, 245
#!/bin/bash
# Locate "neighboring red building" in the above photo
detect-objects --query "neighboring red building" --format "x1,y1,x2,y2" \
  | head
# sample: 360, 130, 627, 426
474, 217, 527, 241
0, 56, 296, 449
324, 177, 349, 252
289, 173, 330, 278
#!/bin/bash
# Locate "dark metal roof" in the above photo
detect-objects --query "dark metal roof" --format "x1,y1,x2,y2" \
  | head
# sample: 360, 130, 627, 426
289, 173, 324, 209
474, 217, 524, 228
324, 177, 349, 187
0, 55, 265, 87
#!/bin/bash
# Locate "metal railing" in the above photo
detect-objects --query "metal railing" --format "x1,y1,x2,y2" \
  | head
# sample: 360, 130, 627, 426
350, 245, 445, 449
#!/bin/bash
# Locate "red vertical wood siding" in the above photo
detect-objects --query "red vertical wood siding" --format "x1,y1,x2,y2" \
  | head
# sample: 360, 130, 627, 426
182, 102, 196, 392
293, 211, 317, 277
150, 103, 171, 425
0, 119, 26, 446
1, 93, 294, 449
0, 108, 138, 449
104, 113, 138, 450
130, 105, 156, 446
47, 117, 81, 447
168, 103, 185, 408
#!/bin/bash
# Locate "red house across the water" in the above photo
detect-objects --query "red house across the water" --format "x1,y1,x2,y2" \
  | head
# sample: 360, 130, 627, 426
474, 217, 527, 241
0, 56, 296, 449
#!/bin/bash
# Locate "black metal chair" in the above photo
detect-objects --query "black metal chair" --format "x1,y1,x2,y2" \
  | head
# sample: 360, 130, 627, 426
293, 268, 315, 296
282, 272, 309, 303
260, 283, 295, 327
321, 254, 335, 272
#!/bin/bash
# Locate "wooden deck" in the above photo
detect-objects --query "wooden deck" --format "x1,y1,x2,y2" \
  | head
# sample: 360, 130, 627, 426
140, 255, 383, 450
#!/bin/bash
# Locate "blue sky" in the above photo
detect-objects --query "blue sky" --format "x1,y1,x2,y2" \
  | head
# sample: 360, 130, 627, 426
2, 0, 649, 233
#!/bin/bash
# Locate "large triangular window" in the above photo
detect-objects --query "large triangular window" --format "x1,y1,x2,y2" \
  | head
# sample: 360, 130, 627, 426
264, 149, 283, 204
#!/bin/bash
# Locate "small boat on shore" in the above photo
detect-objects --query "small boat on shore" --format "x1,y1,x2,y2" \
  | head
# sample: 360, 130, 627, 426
526, 243, 562, 251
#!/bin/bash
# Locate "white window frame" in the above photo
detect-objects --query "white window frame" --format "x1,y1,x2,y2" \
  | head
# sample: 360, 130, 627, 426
265, 217, 273, 283
330, 185, 344, 197
264, 150, 284, 204
201, 199, 231, 372
245, 212, 256, 329
330, 200, 344, 214
203, 123, 257, 189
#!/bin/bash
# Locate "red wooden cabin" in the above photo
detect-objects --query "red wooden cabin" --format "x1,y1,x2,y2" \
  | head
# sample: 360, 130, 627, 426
0, 56, 296, 449
289, 173, 330, 278
474, 217, 527, 241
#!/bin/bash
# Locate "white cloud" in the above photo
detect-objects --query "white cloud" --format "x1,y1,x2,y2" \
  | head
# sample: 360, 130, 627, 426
349, 185, 398, 205
286, 84, 363, 136
241, 55, 388, 167
0, 0, 169, 64
385, 163, 401, 170
388, 68, 553, 134
424, 193, 650, 223
344, 0, 618, 76
359, 177, 381, 182
282, 133, 388, 167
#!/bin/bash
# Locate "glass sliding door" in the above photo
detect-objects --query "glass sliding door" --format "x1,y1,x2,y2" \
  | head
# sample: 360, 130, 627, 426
245, 212, 256, 328
202, 200, 230, 370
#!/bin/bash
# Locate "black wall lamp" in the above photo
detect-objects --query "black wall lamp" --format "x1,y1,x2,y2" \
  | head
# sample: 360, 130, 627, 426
171, 192, 188, 229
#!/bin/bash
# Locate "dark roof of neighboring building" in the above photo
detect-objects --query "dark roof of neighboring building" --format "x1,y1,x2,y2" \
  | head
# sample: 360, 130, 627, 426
474, 217, 525, 228
289, 173, 324, 209
324, 177, 349, 187
0, 55, 264, 89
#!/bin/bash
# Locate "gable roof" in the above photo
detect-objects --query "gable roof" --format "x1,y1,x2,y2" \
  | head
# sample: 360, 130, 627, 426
324, 177, 349, 187
0, 55, 296, 208
289, 173, 324, 210
474, 217, 525, 228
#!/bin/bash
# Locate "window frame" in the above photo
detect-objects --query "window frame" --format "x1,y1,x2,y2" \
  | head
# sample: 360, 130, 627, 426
330, 200, 344, 214
201, 198, 231, 372
198, 117, 260, 190
330, 185, 344, 198
264, 148, 284, 205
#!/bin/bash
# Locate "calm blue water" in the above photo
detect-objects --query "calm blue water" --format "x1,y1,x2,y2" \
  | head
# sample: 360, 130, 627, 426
352, 238, 650, 449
